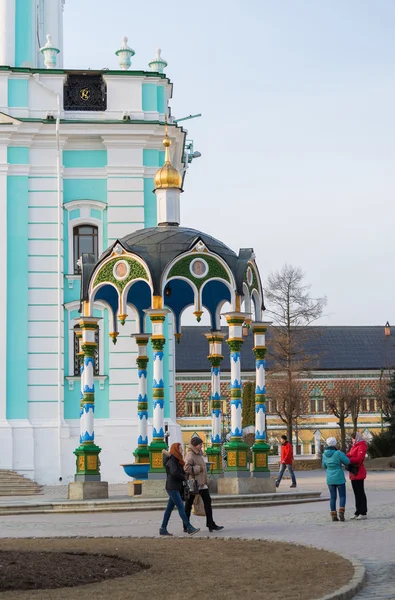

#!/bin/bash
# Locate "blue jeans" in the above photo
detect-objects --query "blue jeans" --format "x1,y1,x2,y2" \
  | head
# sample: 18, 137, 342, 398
276, 463, 296, 486
161, 490, 191, 530
328, 483, 346, 511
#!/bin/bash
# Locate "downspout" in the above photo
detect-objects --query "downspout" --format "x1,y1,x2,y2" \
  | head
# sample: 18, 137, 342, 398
33, 74, 63, 481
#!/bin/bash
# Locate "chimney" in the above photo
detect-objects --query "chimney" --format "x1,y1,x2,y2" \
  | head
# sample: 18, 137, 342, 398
384, 321, 391, 336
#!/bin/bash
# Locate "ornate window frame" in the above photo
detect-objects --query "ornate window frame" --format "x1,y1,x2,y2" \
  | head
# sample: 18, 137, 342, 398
64, 200, 106, 288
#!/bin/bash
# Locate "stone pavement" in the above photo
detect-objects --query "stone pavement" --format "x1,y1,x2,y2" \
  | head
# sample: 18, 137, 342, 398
0, 471, 393, 598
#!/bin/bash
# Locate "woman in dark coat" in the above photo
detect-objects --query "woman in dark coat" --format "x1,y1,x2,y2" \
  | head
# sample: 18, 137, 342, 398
160, 442, 200, 536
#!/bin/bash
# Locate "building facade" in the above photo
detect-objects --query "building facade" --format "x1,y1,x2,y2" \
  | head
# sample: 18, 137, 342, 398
175, 325, 394, 453
0, 0, 192, 484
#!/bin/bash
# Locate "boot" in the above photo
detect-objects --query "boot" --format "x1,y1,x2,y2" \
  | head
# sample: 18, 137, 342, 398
330, 511, 339, 522
208, 524, 224, 532
339, 507, 345, 522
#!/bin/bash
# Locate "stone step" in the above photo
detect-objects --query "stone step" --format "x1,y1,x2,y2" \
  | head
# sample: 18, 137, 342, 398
0, 469, 42, 495
0, 491, 325, 515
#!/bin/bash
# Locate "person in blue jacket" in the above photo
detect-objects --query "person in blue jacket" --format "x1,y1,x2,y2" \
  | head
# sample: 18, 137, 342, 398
322, 437, 350, 522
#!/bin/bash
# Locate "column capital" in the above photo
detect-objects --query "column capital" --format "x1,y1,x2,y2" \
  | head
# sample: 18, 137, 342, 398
144, 308, 171, 320
79, 316, 101, 328
204, 331, 226, 342
223, 311, 247, 325
132, 333, 152, 345
251, 321, 273, 333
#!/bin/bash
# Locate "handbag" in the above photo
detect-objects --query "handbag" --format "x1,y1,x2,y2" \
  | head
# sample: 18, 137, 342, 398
345, 464, 359, 476
192, 492, 206, 517
181, 480, 190, 502
187, 465, 199, 495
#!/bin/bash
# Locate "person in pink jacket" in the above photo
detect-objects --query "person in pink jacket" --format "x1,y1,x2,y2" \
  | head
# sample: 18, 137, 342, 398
347, 432, 368, 520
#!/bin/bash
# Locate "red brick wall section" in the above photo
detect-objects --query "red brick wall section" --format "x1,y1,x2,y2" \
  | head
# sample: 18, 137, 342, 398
175, 377, 382, 418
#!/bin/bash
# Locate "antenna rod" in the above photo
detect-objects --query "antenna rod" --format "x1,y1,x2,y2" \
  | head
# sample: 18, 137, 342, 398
173, 113, 202, 123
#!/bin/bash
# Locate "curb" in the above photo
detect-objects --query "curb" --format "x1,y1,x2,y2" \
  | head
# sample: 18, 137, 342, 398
316, 556, 365, 600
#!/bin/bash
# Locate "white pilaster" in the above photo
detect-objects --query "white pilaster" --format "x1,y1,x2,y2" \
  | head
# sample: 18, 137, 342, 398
0, 0, 16, 67
43, 0, 64, 68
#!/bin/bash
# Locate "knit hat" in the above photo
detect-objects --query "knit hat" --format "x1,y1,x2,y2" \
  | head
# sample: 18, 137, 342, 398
191, 436, 203, 447
326, 437, 337, 447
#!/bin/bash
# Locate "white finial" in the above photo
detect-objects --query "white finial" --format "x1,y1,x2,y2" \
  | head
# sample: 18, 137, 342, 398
148, 48, 168, 74
115, 36, 135, 70
39, 34, 60, 69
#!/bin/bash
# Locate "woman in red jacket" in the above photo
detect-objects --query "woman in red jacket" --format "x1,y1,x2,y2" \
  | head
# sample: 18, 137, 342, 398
347, 432, 368, 520
275, 435, 297, 488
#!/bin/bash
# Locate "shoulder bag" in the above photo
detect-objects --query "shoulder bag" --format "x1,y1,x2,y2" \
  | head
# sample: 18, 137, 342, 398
345, 463, 359, 475
181, 480, 190, 502
187, 465, 199, 495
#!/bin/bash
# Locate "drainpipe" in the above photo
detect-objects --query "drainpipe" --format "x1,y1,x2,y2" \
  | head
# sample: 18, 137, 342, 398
32, 74, 63, 481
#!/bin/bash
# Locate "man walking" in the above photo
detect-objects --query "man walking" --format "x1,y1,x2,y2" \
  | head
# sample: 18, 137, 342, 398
275, 435, 297, 488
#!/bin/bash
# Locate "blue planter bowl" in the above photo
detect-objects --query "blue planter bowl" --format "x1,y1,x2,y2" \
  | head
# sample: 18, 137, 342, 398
121, 463, 150, 480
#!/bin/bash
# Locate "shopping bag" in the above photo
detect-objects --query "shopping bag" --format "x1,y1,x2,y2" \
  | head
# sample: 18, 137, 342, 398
192, 492, 205, 517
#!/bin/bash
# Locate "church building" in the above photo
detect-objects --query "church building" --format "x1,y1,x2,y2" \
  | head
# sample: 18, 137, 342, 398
0, 0, 190, 484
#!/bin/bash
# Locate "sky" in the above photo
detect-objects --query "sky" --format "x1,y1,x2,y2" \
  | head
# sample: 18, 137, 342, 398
64, 0, 395, 326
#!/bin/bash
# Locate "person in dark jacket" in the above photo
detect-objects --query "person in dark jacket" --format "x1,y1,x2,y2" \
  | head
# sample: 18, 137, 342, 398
160, 442, 200, 536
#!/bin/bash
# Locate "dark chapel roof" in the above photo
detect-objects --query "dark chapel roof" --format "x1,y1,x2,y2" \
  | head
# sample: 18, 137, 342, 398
175, 326, 395, 373
83, 225, 256, 297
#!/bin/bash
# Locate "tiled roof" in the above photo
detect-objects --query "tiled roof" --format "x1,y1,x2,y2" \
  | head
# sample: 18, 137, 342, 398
175, 326, 395, 372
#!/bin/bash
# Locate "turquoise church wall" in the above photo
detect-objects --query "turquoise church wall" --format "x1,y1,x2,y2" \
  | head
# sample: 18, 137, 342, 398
63, 151, 107, 169
7, 176, 29, 419
7, 147, 29, 164
15, 0, 35, 67
63, 179, 107, 203
8, 80, 28, 108
63, 175, 109, 419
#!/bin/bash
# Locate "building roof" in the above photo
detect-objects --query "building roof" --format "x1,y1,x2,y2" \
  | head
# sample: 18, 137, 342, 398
175, 326, 395, 372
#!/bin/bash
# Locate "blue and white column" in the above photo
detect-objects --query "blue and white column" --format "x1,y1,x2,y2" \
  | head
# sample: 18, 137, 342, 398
224, 312, 249, 474
205, 331, 226, 474
73, 315, 102, 482
132, 333, 151, 463
145, 306, 170, 475
251, 321, 272, 476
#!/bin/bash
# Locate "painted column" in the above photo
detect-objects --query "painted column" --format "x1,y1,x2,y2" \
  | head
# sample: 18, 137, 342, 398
132, 333, 151, 464
73, 316, 102, 481
145, 303, 170, 477
251, 321, 272, 477
0, 0, 15, 67
74, 327, 84, 445
224, 312, 249, 476
205, 331, 226, 474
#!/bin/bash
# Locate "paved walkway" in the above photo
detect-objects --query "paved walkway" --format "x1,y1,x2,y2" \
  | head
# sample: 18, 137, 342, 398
0, 471, 393, 598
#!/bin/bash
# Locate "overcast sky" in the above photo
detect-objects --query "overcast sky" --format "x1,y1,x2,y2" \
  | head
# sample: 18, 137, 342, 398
64, 0, 395, 326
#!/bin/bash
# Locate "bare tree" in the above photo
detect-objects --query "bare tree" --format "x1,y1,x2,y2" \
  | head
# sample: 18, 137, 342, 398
327, 387, 352, 452
378, 368, 392, 422
264, 265, 327, 442
348, 382, 362, 434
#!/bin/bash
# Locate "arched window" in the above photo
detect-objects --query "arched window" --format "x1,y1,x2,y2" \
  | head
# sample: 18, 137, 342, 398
73, 324, 99, 376
73, 224, 98, 273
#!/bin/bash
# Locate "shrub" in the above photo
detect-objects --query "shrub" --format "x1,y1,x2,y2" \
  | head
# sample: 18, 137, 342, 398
368, 430, 395, 459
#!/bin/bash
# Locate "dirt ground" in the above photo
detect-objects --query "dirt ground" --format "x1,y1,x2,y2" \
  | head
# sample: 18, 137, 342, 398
0, 538, 354, 600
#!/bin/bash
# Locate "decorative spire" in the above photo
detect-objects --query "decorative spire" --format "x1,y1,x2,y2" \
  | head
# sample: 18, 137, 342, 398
154, 117, 182, 190
39, 34, 60, 69
115, 36, 135, 70
148, 48, 168, 73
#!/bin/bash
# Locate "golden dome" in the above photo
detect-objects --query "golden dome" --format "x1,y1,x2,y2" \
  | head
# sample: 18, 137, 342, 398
154, 131, 182, 190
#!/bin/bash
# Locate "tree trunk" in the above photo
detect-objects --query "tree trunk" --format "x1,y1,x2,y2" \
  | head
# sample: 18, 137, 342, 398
339, 416, 346, 452
287, 418, 293, 444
